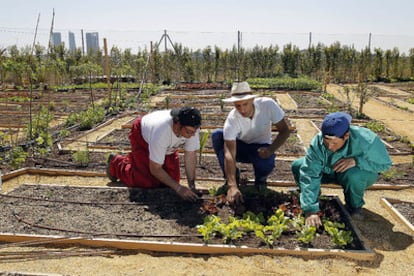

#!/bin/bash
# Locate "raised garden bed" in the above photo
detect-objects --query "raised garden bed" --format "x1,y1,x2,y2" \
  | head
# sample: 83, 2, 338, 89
380, 197, 414, 234
0, 184, 374, 260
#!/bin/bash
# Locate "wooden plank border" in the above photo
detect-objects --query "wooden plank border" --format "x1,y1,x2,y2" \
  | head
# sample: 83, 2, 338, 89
380, 197, 414, 234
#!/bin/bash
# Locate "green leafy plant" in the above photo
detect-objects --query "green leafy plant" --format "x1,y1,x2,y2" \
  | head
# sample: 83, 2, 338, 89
8, 146, 28, 170
79, 106, 106, 130
198, 208, 293, 246
364, 121, 385, 133
261, 209, 291, 243
58, 129, 71, 140
292, 215, 318, 245
196, 215, 222, 243
381, 168, 406, 181
27, 106, 54, 156
297, 225, 317, 245
219, 216, 245, 243
323, 219, 353, 247
198, 130, 210, 165
72, 150, 90, 167
165, 95, 170, 109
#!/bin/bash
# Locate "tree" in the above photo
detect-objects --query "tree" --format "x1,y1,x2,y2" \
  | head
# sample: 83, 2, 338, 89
281, 43, 300, 77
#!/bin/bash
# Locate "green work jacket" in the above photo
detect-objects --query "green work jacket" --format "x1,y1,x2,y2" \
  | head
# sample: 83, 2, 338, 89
299, 125, 392, 214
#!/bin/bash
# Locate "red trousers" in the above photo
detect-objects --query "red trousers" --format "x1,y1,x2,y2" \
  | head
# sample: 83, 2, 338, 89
109, 117, 180, 188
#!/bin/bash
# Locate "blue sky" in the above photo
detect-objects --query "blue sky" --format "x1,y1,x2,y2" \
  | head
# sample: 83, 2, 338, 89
1, 0, 414, 53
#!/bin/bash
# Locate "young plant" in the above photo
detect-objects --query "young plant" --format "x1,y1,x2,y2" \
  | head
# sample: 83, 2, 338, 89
323, 219, 353, 248
8, 146, 28, 170
255, 209, 291, 245
72, 149, 90, 167
196, 215, 222, 243
290, 214, 317, 245
219, 216, 245, 243
198, 130, 210, 166
364, 121, 385, 133
296, 224, 317, 245
165, 95, 170, 109
27, 106, 54, 156
381, 168, 406, 181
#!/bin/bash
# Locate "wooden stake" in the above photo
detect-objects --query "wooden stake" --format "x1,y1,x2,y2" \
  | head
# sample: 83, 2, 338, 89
103, 38, 111, 105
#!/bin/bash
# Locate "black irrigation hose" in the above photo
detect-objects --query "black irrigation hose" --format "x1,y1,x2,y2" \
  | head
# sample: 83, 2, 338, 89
0, 193, 139, 205
0, 193, 200, 206
12, 211, 202, 239
0, 193, 207, 206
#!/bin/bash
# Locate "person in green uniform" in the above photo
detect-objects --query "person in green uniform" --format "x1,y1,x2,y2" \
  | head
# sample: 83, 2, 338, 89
291, 112, 392, 226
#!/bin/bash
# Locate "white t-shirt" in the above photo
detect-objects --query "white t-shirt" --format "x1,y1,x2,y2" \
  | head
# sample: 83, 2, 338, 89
223, 97, 285, 144
141, 110, 200, 165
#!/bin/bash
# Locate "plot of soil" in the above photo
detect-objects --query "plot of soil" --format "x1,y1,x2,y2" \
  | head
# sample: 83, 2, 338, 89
390, 200, 414, 226
0, 184, 364, 251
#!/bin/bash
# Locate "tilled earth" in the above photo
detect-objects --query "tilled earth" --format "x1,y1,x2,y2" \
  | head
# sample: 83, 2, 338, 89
0, 184, 364, 251
0, 85, 413, 275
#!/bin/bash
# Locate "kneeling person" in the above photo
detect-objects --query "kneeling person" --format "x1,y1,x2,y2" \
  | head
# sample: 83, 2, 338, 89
107, 106, 202, 202
291, 112, 392, 226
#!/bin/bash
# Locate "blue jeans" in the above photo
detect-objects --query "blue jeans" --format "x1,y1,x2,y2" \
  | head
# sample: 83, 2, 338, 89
211, 129, 275, 185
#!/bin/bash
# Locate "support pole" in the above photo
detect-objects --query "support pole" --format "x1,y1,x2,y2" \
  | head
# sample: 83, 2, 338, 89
150, 41, 155, 84
103, 38, 111, 105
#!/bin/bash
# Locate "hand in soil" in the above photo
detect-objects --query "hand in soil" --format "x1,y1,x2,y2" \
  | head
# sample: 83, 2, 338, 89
305, 213, 322, 227
226, 186, 244, 205
175, 185, 199, 202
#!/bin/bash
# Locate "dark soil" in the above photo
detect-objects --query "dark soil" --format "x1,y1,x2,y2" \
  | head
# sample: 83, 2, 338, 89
0, 85, 413, 256
391, 200, 414, 226
2, 87, 412, 187
0, 184, 364, 251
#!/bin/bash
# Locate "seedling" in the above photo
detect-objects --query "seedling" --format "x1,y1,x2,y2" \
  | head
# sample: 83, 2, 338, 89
199, 130, 210, 165
323, 219, 353, 247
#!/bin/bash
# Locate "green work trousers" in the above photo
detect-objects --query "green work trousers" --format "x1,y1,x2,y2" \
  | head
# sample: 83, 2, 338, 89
292, 157, 379, 209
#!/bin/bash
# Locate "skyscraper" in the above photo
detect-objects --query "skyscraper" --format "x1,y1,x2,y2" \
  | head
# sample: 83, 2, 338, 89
68, 31, 76, 52
85, 32, 99, 53
51, 32, 62, 47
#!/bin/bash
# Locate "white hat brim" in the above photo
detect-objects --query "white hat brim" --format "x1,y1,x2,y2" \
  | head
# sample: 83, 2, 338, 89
222, 94, 257, 103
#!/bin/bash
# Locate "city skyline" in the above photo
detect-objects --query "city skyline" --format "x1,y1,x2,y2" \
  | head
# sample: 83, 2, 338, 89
1, 0, 414, 54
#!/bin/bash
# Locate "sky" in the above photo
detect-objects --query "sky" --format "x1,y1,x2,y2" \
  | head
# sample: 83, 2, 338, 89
1, 0, 414, 53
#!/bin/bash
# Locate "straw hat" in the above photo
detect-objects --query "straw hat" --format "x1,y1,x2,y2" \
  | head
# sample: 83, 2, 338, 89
222, 81, 257, 103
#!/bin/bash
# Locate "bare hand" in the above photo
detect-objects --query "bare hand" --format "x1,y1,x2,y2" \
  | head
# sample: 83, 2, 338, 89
305, 213, 322, 227
333, 158, 356, 173
257, 147, 272, 159
226, 186, 244, 205
175, 185, 198, 202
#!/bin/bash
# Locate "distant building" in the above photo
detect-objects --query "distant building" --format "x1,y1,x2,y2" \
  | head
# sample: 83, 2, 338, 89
85, 32, 100, 53
68, 31, 76, 52
51, 32, 62, 47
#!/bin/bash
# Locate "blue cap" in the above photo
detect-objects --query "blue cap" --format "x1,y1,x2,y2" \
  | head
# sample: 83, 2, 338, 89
321, 112, 352, 137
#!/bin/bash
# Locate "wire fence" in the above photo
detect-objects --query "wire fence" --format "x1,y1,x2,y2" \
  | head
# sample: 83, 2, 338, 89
1, 27, 414, 54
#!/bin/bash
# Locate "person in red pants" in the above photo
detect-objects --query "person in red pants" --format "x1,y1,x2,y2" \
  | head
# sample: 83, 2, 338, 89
107, 106, 202, 202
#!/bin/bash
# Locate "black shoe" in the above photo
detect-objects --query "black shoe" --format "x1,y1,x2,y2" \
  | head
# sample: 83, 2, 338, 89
254, 181, 267, 192
350, 208, 364, 220
345, 205, 364, 220
106, 153, 117, 182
